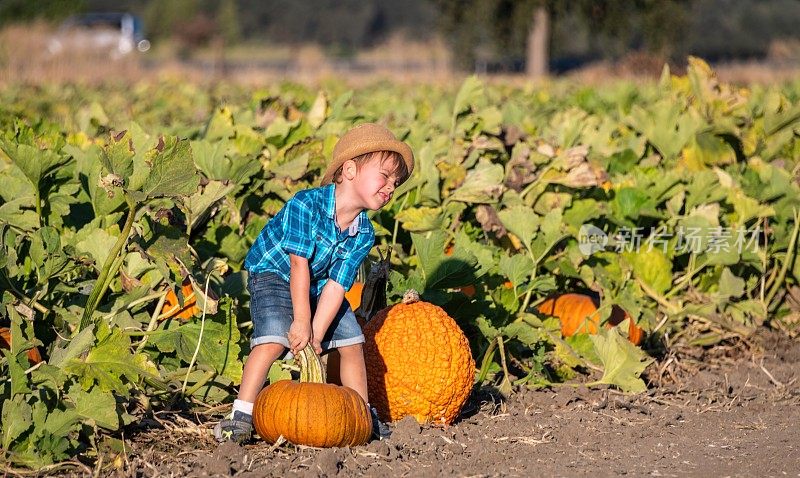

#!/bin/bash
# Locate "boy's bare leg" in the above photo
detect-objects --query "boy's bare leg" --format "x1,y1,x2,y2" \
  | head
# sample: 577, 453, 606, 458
238, 343, 287, 402
337, 343, 368, 403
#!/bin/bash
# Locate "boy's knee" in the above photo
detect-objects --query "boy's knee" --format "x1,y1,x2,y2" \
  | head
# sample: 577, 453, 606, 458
249, 342, 286, 358
336, 343, 363, 356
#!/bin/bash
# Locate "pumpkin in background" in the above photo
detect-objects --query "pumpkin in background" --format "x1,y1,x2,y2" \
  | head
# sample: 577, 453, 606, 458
0, 326, 42, 365
160, 277, 198, 321
537, 293, 644, 345
363, 290, 475, 425
159, 276, 219, 321
253, 344, 372, 447
345, 281, 364, 311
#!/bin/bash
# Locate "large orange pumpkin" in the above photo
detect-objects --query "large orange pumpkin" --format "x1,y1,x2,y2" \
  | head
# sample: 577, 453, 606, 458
253, 344, 372, 448
363, 290, 475, 425
0, 326, 42, 365
537, 293, 644, 345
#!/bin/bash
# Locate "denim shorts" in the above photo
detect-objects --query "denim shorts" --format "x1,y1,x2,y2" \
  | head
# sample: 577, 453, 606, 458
247, 271, 364, 359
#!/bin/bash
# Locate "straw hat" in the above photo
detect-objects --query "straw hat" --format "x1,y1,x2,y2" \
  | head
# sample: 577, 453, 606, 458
320, 123, 414, 186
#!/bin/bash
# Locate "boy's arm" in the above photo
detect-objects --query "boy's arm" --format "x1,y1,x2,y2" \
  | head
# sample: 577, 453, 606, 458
287, 254, 313, 354
310, 279, 346, 352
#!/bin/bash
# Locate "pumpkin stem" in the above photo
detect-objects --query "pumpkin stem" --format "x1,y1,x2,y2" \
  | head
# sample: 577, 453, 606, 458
296, 344, 326, 383
402, 289, 420, 304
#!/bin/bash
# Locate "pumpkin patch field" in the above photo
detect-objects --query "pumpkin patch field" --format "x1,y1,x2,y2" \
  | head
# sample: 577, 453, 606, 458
1, 58, 800, 475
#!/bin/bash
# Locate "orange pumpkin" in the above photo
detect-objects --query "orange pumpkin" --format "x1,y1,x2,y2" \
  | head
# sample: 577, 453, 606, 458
160, 276, 210, 321
0, 326, 42, 365
345, 282, 364, 311
363, 290, 475, 425
537, 293, 644, 345
253, 345, 372, 447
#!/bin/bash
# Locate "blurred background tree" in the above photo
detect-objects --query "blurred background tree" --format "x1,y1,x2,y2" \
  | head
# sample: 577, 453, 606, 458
217, 0, 241, 46
435, 0, 695, 77
0, 0, 85, 23
1, 0, 798, 73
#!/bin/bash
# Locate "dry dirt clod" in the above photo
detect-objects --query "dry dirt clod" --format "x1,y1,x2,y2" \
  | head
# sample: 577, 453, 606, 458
366, 438, 391, 457
391, 416, 422, 440
313, 448, 342, 477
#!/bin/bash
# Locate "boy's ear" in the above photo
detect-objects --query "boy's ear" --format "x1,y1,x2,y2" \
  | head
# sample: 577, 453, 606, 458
342, 159, 358, 180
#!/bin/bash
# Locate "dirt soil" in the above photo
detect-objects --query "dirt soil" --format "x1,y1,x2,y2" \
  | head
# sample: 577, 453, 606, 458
70, 331, 800, 477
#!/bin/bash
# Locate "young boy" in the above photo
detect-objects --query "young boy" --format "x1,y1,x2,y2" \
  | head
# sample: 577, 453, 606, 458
214, 123, 413, 443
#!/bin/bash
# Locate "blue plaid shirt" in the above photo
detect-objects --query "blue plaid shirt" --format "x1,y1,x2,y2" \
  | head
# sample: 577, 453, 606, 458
244, 184, 374, 296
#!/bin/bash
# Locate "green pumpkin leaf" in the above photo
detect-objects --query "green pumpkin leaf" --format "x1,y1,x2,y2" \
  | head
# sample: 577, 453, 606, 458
395, 206, 444, 232
624, 248, 672, 296
681, 132, 736, 169
190, 139, 228, 179
183, 180, 237, 232
64, 322, 159, 396
0, 198, 40, 231
134, 138, 200, 202
2, 395, 33, 450
717, 268, 745, 299
448, 159, 505, 204
764, 102, 800, 136
412, 230, 478, 290
74, 227, 118, 271
563, 199, 603, 236
627, 99, 704, 159
499, 253, 534, 289
271, 153, 309, 180
565, 334, 601, 366
267, 360, 293, 385
452, 75, 484, 123
727, 189, 774, 226
67, 386, 120, 430
0, 124, 69, 193
498, 206, 539, 250
502, 321, 545, 346
150, 297, 242, 382
475, 316, 501, 340
589, 324, 654, 393
41, 408, 79, 439
0, 162, 35, 203
204, 106, 236, 140
453, 229, 495, 278
611, 187, 651, 222
49, 327, 95, 367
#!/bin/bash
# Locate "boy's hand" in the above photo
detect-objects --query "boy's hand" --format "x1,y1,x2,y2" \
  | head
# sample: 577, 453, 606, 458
288, 319, 312, 354
311, 338, 322, 355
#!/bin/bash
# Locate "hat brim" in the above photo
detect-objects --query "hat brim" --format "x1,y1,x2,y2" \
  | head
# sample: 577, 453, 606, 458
320, 138, 414, 186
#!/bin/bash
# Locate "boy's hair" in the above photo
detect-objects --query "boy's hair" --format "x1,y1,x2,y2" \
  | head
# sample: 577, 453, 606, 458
332, 150, 409, 185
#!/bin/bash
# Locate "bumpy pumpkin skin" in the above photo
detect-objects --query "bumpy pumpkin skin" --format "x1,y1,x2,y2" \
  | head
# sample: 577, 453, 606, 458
253, 380, 372, 447
537, 293, 644, 345
363, 300, 475, 425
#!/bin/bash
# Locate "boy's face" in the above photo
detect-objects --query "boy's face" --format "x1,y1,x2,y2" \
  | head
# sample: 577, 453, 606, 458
349, 154, 400, 211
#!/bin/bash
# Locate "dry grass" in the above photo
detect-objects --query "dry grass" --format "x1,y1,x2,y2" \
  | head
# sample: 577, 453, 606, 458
1, 22, 797, 88
0, 22, 145, 86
